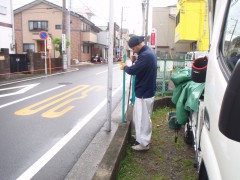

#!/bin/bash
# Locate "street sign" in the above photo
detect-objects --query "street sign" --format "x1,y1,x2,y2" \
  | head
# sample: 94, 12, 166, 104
39, 31, 48, 40
150, 28, 156, 46
62, 34, 66, 52
47, 37, 52, 49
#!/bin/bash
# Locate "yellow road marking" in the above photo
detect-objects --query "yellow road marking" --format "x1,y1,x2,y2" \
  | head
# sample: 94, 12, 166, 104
15, 85, 103, 117
42, 86, 103, 118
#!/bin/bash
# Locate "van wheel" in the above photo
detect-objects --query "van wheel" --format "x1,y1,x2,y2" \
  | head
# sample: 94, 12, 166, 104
199, 163, 208, 180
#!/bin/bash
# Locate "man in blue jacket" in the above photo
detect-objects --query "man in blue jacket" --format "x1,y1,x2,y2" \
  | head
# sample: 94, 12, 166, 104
120, 35, 157, 151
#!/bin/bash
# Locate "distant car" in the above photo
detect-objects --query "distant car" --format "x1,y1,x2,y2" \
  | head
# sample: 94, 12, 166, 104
185, 51, 208, 68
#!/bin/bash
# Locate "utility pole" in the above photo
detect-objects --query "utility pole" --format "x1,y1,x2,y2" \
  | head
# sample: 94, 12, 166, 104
120, 7, 123, 57
67, 0, 71, 67
106, 0, 114, 131
145, 0, 149, 44
10, 0, 16, 53
62, 0, 67, 71
142, 0, 146, 36
142, 0, 150, 44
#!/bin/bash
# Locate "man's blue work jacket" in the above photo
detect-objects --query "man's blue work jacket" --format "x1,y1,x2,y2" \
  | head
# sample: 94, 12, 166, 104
124, 45, 157, 99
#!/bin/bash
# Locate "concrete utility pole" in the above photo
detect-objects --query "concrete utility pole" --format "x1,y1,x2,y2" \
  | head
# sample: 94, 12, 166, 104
106, 0, 114, 131
67, 0, 71, 67
142, 0, 150, 44
142, 0, 146, 36
145, 0, 149, 44
120, 7, 123, 57
10, 0, 16, 53
62, 0, 67, 71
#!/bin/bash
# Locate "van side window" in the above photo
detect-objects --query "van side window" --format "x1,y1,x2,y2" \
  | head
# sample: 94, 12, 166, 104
222, 0, 240, 72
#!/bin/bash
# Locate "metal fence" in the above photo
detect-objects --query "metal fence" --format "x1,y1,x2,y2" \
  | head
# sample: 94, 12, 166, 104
156, 58, 192, 96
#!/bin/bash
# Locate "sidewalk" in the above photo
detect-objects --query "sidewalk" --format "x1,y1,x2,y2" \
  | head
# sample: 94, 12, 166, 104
65, 99, 132, 180
65, 97, 172, 180
0, 62, 94, 84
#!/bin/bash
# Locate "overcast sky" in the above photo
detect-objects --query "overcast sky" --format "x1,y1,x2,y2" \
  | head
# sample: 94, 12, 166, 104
12, 0, 177, 34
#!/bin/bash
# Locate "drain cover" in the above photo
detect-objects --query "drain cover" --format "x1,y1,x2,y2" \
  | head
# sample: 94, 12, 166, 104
58, 82, 72, 85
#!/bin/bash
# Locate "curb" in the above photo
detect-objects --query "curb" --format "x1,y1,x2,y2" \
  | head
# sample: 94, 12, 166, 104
92, 105, 133, 180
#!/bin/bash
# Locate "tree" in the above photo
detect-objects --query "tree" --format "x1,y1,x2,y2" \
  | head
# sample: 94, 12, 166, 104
52, 37, 70, 58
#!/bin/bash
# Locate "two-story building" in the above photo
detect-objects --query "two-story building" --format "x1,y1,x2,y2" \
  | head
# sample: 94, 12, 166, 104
14, 0, 102, 64
152, 6, 190, 59
175, 0, 209, 51
121, 28, 130, 57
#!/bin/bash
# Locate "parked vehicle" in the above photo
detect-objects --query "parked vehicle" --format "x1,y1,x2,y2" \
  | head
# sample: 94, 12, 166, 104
185, 51, 208, 68
185, 0, 240, 179
185, 51, 208, 61
91, 54, 101, 63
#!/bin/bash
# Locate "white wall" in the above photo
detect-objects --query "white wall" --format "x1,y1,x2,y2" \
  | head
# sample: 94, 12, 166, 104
0, 0, 15, 53
97, 31, 109, 46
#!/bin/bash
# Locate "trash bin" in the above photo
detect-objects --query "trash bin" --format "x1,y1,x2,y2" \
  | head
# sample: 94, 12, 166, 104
191, 56, 208, 83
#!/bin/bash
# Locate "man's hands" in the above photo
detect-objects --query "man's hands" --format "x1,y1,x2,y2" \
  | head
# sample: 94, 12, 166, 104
120, 55, 137, 70
131, 55, 137, 63
120, 61, 126, 70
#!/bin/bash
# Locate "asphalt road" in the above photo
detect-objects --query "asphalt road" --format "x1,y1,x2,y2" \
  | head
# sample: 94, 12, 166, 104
0, 63, 128, 180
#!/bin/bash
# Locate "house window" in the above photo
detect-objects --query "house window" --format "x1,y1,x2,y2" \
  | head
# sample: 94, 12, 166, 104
83, 45, 89, 53
23, 44, 35, 52
29, 21, 48, 31
0, 5, 7, 15
55, 25, 62, 29
81, 23, 86, 31
81, 23, 90, 32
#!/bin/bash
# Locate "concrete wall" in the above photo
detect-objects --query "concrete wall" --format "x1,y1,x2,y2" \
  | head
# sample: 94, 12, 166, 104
152, 7, 190, 58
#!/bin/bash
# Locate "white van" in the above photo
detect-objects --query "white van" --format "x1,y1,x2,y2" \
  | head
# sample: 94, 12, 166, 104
186, 0, 240, 179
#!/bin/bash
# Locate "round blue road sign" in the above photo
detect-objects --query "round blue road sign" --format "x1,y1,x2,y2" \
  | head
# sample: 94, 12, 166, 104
39, 31, 48, 40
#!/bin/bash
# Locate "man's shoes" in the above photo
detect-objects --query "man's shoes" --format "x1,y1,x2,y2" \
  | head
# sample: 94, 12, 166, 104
132, 144, 149, 151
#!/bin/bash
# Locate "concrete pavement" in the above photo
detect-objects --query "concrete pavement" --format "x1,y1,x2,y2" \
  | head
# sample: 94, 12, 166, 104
65, 96, 172, 180
65, 98, 132, 180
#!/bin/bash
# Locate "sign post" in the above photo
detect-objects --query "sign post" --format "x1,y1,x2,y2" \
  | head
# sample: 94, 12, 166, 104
62, 34, 67, 71
39, 31, 48, 75
47, 37, 52, 75
150, 28, 157, 53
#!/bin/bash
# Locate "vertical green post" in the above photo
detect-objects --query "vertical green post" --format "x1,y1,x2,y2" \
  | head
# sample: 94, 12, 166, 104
131, 75, 136, 105
122, 54, 127, 123
162, 59, 167, 96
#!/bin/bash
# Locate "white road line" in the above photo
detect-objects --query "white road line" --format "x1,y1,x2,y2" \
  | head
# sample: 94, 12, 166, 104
0, 85, 65, 109
96, 70, 107, 75
95, 66, 119, 75
0, 83, 40, 98
16, 84, 123, 180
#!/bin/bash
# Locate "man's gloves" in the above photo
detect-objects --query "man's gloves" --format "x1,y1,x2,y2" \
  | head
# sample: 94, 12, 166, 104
120, 62, 126, 70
